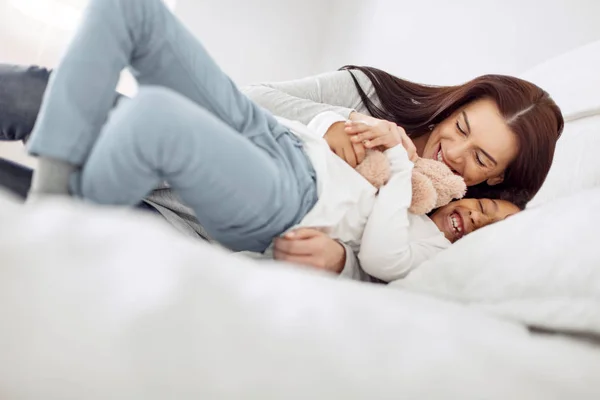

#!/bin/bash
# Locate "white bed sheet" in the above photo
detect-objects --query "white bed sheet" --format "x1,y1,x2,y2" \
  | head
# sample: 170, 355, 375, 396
1, 193, 599, 399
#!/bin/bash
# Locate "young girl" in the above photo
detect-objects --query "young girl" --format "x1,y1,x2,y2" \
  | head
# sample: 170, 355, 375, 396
274, 196, 520, 282
27, 0, 561, 282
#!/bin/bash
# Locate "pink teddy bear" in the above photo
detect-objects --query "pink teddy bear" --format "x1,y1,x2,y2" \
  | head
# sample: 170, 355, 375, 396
354, 150, 467, 215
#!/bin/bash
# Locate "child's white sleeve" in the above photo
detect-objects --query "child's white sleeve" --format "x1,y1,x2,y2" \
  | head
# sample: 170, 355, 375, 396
357, 145, 422, 282
306, 111, 348, 138
338, 242, 360, 280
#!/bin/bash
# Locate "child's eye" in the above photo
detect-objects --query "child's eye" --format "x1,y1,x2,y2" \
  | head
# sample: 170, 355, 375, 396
456, 121, 466, 135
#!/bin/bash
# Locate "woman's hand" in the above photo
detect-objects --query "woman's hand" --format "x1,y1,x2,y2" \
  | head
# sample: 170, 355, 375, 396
273, 228, 346, 274
323, 121, 366, 168
345, 113, 418, 161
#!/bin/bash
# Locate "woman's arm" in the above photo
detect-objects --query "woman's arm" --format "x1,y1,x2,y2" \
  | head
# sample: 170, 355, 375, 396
241, 70, 375, 125
243, 70, 384, 168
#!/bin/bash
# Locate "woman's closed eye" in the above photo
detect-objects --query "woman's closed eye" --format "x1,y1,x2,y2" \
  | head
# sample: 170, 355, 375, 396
457, 120, 487, 167
456, 120, 466, 135
475, 152, 486, 167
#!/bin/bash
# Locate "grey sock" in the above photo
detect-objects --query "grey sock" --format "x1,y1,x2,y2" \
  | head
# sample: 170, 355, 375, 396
29, 157, 76, 197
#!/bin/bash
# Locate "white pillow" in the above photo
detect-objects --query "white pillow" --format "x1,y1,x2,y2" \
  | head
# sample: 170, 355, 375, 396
529, 115, 600, 207
518, 40, 600, 206
391, 187, 600, 335
520, 39, 600, 122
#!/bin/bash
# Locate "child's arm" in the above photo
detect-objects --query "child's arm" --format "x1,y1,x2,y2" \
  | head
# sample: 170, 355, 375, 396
357, 145, 433, 282
304, 111, 367, 167
338, 242, 378, 282
306, 113, 440, 282
273, 228, 375, 282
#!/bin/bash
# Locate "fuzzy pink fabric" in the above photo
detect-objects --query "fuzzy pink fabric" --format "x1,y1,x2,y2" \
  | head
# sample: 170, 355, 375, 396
354, 151, 391, 188
354, 150, 466, 215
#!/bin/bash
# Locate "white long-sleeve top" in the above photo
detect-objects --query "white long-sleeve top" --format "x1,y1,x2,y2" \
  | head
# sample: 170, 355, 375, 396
278, 112, 450, 283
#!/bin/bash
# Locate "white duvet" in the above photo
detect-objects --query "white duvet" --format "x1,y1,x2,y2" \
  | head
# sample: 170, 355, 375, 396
1, 192, 599, 399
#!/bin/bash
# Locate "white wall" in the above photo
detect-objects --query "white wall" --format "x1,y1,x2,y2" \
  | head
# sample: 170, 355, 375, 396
318, 0, 600, 85
174, 0, 332, 86
2, 0, 600, 165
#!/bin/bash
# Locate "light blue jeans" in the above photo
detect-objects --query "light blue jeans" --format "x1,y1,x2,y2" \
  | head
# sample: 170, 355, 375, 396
27, 0, 317, 253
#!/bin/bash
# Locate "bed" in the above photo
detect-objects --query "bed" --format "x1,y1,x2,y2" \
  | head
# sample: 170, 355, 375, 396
1, 41, 599, 399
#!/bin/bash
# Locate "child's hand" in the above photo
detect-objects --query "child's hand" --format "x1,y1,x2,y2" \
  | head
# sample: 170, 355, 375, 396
273, 228, 346, 274
324, 121, 366, 168
345, 114, 418, 161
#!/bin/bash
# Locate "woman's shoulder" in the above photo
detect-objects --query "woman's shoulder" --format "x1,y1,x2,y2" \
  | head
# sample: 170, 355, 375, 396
322, 68, 378, 112
344, 68, 373, 86
339, 68, 380, 110
326, 69, 374, 92
314, 69, 373, 93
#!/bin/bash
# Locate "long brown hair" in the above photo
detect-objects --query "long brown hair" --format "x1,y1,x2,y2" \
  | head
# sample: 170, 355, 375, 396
340, 65, 564, 207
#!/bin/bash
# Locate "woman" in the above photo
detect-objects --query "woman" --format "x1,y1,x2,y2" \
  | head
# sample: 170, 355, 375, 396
24, 0, 562, 280
244, 67, 563, 207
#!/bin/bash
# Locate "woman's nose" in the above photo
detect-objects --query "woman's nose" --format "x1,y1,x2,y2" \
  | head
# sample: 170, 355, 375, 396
444, 141, 468, 167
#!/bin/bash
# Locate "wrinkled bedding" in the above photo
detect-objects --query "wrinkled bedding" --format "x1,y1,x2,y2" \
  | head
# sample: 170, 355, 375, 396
1, 192, 599, 399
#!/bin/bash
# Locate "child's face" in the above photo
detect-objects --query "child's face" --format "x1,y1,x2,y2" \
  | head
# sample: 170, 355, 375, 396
430, 198, 520, 243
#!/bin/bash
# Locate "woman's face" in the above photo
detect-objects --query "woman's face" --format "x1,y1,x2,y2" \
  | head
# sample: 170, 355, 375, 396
421, 98, 519, 187
430, 198, 520, 243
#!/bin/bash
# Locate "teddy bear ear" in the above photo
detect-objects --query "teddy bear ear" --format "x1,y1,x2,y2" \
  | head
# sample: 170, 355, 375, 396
434, 174, 467, 208
449, 175, 467, 198
413, 158, 455, 179
409, 171, 437, 215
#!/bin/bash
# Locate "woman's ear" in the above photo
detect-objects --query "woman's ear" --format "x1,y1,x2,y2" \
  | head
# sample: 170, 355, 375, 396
486, 173, 505, 186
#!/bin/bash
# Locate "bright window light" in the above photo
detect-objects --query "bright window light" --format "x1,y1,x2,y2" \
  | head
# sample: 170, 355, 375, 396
9, 0, 84, 31
9, 0, 177, 31
164, 0, 177, 10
